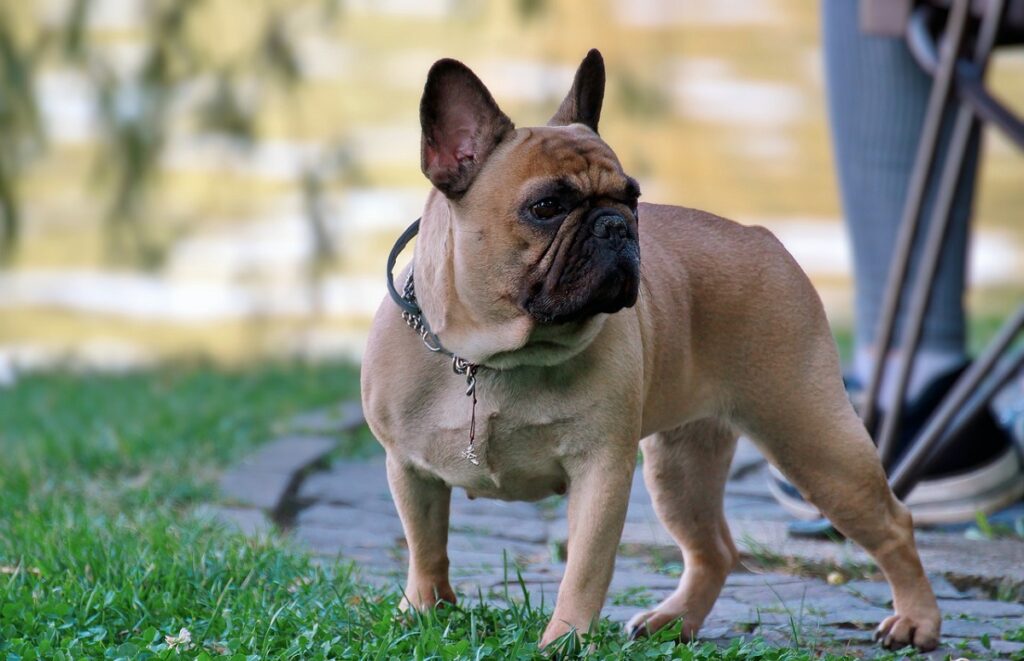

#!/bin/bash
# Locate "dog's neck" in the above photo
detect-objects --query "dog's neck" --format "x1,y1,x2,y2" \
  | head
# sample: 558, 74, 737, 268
413, 191, 534, 366
413, 191, 609, 369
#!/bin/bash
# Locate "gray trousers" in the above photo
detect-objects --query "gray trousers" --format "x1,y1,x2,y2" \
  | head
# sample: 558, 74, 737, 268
823, 0, 981, 359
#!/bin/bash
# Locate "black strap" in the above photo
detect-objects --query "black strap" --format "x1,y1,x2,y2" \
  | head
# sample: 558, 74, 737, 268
386, 218, 422, 316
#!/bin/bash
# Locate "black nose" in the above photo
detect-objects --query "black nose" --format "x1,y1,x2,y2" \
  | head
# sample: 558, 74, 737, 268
591, 212, 628, 239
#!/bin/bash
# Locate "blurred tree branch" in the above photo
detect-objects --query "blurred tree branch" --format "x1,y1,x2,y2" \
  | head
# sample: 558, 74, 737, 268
0, 0, 345, 271
0, 7, 45, 261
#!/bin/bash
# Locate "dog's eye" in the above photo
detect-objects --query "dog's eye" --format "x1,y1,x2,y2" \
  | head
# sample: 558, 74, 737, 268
530, 198, 565, 221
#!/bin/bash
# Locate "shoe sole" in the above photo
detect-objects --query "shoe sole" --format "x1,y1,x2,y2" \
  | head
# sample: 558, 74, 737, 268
767, 446, 1024, 526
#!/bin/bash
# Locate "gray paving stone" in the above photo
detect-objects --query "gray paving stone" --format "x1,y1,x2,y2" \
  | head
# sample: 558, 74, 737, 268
600, 604, 642, 623
708, 597, 766, 622
607, 586, 667, 608
940, 617, 1016, 639
725, 497, 794, 522
449, 566, 493, 581
531, 496, 568, 520
812, 628, 876, 643
927, 574, 970, 599
324, 496, 400, 517
842, 580, 893, 606
805, 604, 893, 626
219, 470, 293, 510
725, 466, 775, 499
450, 579, 491, 596
623, 503, 659, 528
220, 436, 336, 509
358, 573, 404, 589
729, 436, 766, 478
988, 638, 1024, 655
280, 400, 364, 436
490, 582, 562, 607
629, 470, 649, 504
912, 530, 1024, 585
296, 457, 390, 504
235, 435, 337, 475
193, 504, 272, 536
771, 586, 877, 613
937, 597, 1024, 619
450, 495, 544, 519
447, 532, 547, 559
725, 580, 843, 606
752, 627, 803, 645
449, 512, 548, 544
297, 536, 399, 563
304, 538, 400, 563
482, 566, 563, 586
614, 556, 656, 570
698, 625, 737, 640
447, 549, 526, 570
295, 529, 401, 560
607, 569, 682, 592
452, 573, 557, 592
733, 609, 796, 627
724, 572, 806, 587
547, 517, 679, 554
730, 518, 872, 561
297, 504, 403, 535
729, 518, 1024, 600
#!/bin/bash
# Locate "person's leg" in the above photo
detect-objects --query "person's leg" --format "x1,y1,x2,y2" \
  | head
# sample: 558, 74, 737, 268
822, 0, 980, 399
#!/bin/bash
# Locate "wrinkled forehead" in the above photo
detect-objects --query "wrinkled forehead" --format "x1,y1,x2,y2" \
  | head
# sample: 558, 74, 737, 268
505, 125, 634, 198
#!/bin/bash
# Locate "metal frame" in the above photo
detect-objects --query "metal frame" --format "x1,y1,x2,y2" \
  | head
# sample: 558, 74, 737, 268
875, 0, 1024, 489
792, 0, 1024, 537
873, 0, 1008, 466
859, 0, 973, 444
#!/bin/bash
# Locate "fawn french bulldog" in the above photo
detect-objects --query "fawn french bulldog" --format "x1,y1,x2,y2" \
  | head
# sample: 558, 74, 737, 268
361, 49, 941, 651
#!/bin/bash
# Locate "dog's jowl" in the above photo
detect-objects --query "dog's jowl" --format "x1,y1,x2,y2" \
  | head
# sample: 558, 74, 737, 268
361, 49, 941, 651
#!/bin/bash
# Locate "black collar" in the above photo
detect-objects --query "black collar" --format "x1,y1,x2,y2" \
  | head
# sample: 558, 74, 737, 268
385, 217, 483, 465
385, 217, 424, 317
385, 216, 481, 380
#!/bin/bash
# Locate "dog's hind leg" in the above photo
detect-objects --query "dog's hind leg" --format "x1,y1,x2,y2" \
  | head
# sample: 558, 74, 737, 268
626, 419, 739, 641
733, 334, 941, 651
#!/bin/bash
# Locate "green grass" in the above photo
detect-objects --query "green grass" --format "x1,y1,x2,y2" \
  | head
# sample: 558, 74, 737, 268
0, 360, 895, 658
609, 586, 656, 608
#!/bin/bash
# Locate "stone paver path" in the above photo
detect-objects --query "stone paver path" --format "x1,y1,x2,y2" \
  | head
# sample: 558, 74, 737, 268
205, 403, 1024, 659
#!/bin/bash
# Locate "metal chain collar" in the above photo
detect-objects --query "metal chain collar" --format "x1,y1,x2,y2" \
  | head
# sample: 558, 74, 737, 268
399, 271, 482, 466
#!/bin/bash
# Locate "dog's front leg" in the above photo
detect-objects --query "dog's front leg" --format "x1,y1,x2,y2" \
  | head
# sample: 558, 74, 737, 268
385, 453, 456, 610
540, 449, 636, 649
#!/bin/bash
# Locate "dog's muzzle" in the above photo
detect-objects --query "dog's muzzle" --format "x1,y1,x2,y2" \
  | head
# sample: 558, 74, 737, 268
522, 207, 640, 325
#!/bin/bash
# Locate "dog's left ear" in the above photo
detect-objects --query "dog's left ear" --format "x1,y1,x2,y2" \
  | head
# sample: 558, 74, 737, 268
548, 49, 605, 133
420, 59, 515, 199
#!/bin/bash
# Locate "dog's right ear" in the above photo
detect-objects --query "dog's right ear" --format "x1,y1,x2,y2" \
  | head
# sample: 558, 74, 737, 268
548, 49, 605, 133
420, 59, 515, 199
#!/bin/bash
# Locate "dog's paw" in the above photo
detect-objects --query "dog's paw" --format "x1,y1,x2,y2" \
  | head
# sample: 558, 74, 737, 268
398, 581, 456, 612
539, 618, 578, 650
625, 609, 695, 641
874, 612, 940, 651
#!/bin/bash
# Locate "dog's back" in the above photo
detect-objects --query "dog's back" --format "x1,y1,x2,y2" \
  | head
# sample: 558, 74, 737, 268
631, 202, 838, 430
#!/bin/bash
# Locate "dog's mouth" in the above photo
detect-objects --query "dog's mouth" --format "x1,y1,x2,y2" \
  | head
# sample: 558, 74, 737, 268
520, 208, 640, 326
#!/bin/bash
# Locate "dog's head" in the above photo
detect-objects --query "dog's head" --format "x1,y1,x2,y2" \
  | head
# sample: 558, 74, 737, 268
415, 49, 641, 365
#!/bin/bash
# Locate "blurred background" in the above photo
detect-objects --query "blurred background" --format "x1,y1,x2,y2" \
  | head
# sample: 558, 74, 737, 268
0, 0, 1021, 376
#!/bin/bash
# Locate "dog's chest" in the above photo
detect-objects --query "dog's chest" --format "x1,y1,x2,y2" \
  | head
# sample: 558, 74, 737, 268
405, 394, 580, 502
